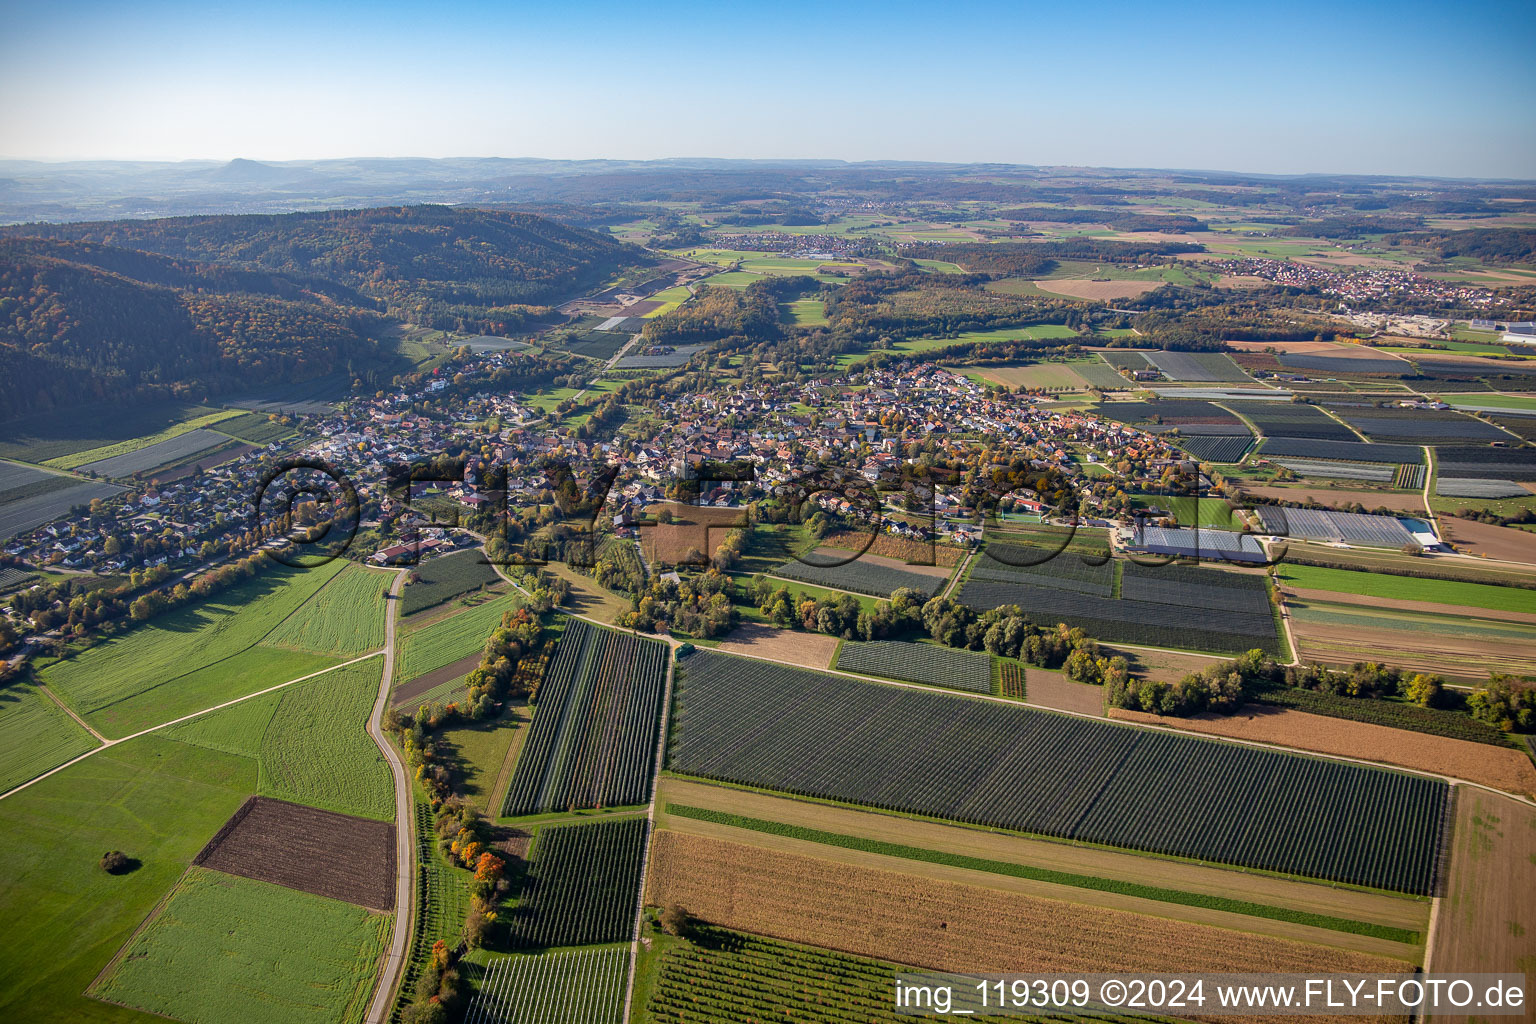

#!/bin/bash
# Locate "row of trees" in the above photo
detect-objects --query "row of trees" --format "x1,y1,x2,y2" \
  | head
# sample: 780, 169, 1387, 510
1105, 651, 1451, 717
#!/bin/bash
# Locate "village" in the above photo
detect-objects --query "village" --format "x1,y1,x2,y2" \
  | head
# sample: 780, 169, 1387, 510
4, 349, 1200, 596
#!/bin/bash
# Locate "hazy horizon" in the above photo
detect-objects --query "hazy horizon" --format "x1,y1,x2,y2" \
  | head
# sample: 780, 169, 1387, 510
0, 154, 1532, 183
4, 0, 1533, 179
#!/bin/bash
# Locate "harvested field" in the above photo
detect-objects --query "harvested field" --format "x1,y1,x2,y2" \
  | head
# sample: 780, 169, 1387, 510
643, 502, 748, 565
713, 622, 838, 669
645, 831, 1418, 1007
1108, 706, 1536, 799
1437, 515, 1536, 564
819, 529, 966, 567
194, 796, 396, 910
654, 778, 1429, 936
1097, 644, 1225, 684
1023, 667, 1106, 716
1428, 788, 1536, 1009
148, 441, 259, 483
1217, 274, 1268, 288
1032, 278, 1160, 300
393, 652, 482, 706
804, 547, 953, 578
1238, 485, 1427, 513
970, 361, 1098, 390
1288, 599, 1536, 682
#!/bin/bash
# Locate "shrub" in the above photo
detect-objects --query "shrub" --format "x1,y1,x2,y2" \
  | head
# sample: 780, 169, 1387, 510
659, 904, 692, 937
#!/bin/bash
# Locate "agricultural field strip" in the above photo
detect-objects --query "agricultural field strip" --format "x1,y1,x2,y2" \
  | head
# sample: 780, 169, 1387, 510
646, 831, 1416, 991
645, 925, 1150, 1024
768, 558, 946, 599
502, 619, 668, 816
0, 649, 383, 801
835, 640, 992, 693
74, 427, 229, 478
654, 777, 1428, 932
1276, 564, 1536, 614
663, 805, 1417, 943
42, 559, 350, 720
463, 948, 628, 1024
509, 817, 647, 947
958, 561, 1281, 656
667, 649, 1448, 893
90, 865, 391, 1024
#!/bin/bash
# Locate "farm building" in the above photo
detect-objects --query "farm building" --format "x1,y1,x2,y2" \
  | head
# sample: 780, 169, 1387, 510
1120, 525, 1268, 563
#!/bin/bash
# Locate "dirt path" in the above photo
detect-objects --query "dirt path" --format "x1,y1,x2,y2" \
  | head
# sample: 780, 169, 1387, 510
364, 569, 413, 1024
37, 682, 107, 743
939, 549, 974, 600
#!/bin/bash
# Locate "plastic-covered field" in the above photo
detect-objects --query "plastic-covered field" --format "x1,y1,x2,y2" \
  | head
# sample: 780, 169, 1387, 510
1255, 506, 1417, 546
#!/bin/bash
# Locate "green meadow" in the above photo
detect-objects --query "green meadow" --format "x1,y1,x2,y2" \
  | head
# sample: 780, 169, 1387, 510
39, 561, 349, 738
92, 867, 389, 1024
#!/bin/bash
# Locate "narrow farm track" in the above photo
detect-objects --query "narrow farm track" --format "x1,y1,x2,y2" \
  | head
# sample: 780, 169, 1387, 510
939, 548, 974, 600
364, 568, 413, 1024
37, 682, 107, 743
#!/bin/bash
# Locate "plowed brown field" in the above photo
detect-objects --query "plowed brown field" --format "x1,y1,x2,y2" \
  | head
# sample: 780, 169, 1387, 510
713, 622, 839, 670
642, 502, 748, 565
646, 830, 1411, 1024
1429, 787, 1536, 1020
194, 796, 395, 911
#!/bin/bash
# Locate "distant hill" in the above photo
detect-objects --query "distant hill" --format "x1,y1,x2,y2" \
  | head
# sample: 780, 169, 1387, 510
0, 238, 390, 420
2, 205, 647, 329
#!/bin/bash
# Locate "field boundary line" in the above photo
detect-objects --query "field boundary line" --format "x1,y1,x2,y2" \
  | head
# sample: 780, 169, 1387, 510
83, 864, 192, 1002
365, 568, 413, 1024
37, 682, 108, 743
0, 649, 384, 803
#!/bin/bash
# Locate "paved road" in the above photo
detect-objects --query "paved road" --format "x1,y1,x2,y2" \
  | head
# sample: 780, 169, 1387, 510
365, 569, 413, 1024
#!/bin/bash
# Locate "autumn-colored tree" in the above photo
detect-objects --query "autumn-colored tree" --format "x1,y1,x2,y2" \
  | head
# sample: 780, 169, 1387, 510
474, 851, 505, 883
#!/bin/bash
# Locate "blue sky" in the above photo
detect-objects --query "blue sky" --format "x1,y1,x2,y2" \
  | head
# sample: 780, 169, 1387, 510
2, 0, 1532, 177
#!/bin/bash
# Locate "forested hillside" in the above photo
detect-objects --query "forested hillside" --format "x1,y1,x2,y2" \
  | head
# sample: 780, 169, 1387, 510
0, 238, 388, 419
2, 205, 647, 328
